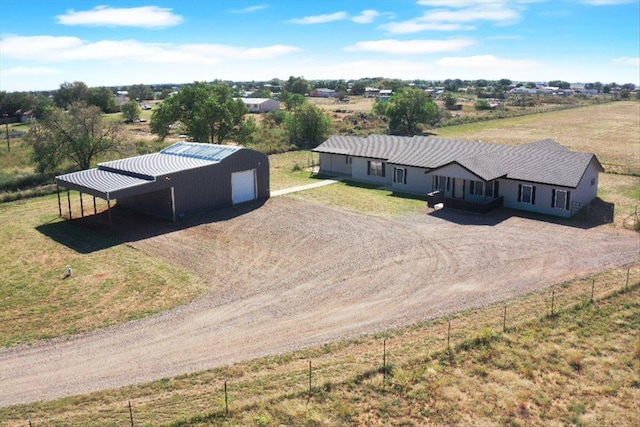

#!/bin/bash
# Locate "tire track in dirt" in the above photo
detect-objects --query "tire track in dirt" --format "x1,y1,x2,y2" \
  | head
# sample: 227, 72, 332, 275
1, 198, 637, 407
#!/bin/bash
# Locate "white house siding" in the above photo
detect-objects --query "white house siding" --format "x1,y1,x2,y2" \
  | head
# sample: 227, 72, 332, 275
391, 165, 431, 194
352, 157, 391, 185
571, 158, 601, 210
501, 180, 573, 218
318, 153, 352, 175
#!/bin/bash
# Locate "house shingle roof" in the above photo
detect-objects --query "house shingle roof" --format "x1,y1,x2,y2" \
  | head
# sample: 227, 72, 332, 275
313, 135, 602, 188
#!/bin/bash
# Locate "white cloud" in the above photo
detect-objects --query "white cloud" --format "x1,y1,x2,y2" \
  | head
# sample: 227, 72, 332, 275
1, 66, 61, 77
612, 56, 640, 66
579, 0, 635, 5
0, 36, 301, 65
383, 1, 523, 34
288, 11, 348, 24
56, 6, 183, 28
436, 54, 542, 69
352, 10, 380, 24
231, 5, 268, 14
345, 38, 475, 54
381, 22, 472, 33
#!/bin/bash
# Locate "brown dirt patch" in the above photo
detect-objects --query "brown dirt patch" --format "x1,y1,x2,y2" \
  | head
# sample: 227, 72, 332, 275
0, 197, 637, 406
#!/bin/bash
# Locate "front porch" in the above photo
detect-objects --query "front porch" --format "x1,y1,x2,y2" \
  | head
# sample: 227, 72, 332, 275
444, 195, 504, 213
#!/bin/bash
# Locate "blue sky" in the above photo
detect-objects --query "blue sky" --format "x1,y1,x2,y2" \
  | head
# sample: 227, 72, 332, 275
0, 0, 638, 92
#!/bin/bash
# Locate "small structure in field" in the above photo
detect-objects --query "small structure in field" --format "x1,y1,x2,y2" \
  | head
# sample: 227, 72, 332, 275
55, 142, 270, 229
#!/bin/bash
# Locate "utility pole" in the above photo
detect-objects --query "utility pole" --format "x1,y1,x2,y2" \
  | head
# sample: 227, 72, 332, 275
3, 113, 8, 152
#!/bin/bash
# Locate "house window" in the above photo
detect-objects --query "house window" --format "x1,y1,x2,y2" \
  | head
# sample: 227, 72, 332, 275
469, 180, 484, 196
346, 156, 352, 164
393, 167, 406, 184
486, 181, 494, 198
552, 189, 570, 210
518, 184, 536, 204
433, 175, 447, 191
368, 160, 385, 177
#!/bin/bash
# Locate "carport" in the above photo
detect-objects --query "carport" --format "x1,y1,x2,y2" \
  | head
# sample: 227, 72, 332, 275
55, 142, 270, 230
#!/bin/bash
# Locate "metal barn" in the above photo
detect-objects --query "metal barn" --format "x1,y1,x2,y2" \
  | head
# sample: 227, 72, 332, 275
55, 142, 270, 228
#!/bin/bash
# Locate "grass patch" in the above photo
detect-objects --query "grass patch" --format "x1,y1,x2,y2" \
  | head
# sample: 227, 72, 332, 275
3, 265, 637, 426
0, 195, 206, 347
287, 179, 427, 217
268, 150, 319, 190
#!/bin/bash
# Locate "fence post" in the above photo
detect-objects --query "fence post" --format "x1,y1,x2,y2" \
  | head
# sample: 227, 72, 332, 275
591, 279, 595, 303
128, 400, 134, 427
308, 360, 312, 402
382, 339, 387, 389
224, 380, 228, 415
447, 321, 451, 350
503, 304, 507, 333
550, 289, 555, 317
626, 267, 630, 291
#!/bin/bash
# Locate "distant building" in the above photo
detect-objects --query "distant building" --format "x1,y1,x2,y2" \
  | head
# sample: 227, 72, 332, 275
238, 98, 280, 113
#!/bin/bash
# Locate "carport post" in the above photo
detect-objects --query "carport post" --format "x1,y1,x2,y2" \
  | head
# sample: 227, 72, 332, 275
56, 184, 62, 217
66, 189, 72, 219
107, 197, 112, 232
79, 192, 84, 217
93, 196, 97, 215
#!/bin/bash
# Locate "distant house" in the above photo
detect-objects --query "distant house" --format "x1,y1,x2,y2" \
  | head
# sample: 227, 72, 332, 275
19, 110, 35, 123
313, 135, 603, 218
239, 98, 280, 113
365, 87, 381, 98
312, 88, 336, 98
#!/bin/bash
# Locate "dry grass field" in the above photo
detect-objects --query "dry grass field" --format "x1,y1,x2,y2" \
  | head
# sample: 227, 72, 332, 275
436, 101, 640, 174
0, 101, 638, 426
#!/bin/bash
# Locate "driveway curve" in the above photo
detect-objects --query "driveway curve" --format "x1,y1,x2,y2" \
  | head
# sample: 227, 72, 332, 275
1, 197, 637, 407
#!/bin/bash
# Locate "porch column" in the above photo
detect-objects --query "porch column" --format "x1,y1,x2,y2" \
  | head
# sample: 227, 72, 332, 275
79, 192, 84, 218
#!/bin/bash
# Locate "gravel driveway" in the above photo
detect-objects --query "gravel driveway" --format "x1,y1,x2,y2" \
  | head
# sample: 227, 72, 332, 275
1, 197, 637, 407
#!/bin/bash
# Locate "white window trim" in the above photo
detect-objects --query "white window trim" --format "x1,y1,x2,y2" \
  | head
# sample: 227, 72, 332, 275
393, 167, 406, 184
521, 184, 534, 204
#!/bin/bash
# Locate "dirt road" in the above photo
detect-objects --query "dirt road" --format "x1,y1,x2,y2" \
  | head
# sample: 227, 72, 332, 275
1, 198, 637, 407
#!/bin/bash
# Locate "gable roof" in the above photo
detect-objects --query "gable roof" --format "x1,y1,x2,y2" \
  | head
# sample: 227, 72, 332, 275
314, 135, 603, 188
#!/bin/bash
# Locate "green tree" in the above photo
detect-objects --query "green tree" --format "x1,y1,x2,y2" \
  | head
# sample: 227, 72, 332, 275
128, 84, 154, 101
280, 92, 307, 111
86, 87, 118, 113
475, 99, 491, 110
25, 101, 123, 172
442, 93, 458, 110
285, 103, 332, 148
284, 76, 310, 95
121, 101, 141, 122
375, 87, 439, 135
150, 82, 249, 144
350, 80, 367, 96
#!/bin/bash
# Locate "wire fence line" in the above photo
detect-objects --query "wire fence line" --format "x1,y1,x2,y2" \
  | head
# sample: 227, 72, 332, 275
19, 263, 639, 426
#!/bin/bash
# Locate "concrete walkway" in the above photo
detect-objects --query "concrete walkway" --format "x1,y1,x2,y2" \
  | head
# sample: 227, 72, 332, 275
271, 177, 343, 197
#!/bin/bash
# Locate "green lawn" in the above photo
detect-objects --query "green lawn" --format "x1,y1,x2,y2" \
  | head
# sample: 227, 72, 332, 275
0, 195, 205, 347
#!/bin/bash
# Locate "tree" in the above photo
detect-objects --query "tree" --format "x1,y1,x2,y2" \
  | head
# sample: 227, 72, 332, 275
121, 101, 141, 122
150, 82, 249, 144
280, 92, 307, 111
53, 81, 89, 109
86, 87, 118, 113
283, 76, 310, 95
475, 99, 491, 110
350, 80, 367, 96
374, 87, 439, 135
25, 101, 123, 172
442, 93, 458, 110
285, 103, 332, 148
128, 84, 154, 101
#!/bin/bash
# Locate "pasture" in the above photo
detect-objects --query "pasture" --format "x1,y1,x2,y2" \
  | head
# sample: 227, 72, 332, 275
0, 101, 638, 426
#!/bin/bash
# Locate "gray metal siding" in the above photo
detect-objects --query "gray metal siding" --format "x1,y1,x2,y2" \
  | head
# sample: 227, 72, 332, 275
118, 188, 174, 220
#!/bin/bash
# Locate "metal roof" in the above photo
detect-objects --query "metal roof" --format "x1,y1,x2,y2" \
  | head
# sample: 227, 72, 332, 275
56, 142, 245, 199
314, 135, 602, 188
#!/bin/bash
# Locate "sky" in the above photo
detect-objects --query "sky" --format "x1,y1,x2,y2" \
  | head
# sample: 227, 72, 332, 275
0, 0, 638, 92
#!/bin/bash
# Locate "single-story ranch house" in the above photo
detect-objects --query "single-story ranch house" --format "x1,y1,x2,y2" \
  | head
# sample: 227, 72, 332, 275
239, 98, 280, 113
313, 135, 603, 218
56, 142, 270, 226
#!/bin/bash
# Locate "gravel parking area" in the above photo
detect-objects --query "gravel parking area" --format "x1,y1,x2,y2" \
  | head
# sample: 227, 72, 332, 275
1, 197, 637, 407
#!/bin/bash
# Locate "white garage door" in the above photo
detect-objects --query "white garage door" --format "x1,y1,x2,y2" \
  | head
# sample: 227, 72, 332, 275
231, 169, 257, 205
